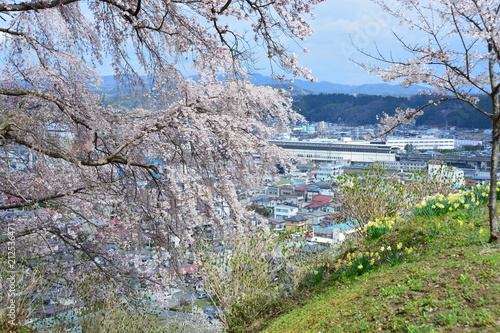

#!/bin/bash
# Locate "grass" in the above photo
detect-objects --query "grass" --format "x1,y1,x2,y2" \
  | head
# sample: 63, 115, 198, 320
4, 192, 498, 333
262, 206, 500, 333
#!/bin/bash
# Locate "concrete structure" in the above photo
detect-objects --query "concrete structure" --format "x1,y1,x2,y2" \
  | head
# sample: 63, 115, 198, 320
455, 139, 484, 147
269, 139, 398, 164
386, 136, 455, 151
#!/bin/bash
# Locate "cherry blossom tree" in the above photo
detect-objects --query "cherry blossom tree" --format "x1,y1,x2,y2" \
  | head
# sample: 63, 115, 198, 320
0, 0, 323, 321
358, 0, 500, 243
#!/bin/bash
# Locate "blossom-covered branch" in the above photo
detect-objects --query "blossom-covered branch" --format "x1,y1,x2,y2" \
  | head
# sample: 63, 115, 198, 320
360, 0, 500, 243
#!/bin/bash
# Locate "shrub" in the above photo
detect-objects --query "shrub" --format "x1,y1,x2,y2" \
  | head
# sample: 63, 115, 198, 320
196, 229, 335, 332
338, 165, 453, 230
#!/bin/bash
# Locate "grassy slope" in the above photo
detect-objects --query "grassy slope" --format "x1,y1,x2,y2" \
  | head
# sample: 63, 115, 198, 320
263, 209, 500, 333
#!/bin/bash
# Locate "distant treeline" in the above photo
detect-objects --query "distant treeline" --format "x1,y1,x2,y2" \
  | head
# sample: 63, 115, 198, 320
292, 93, 492, 129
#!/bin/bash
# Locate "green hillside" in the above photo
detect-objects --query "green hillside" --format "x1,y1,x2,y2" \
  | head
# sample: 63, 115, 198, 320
7, 187, 498, 333
263, 205, 499, 332
292, 93, 493, 129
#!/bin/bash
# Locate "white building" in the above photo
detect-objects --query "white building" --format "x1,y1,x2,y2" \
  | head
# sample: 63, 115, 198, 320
455, 139, 484, 147
311, 224, 356, 245
315, 163, 343, 181
386, 136, 455, 151
273, 205, 299, 220
269, 139, 398, 164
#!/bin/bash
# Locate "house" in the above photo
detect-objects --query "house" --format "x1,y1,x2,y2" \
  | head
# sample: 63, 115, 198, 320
273, 205, 298, 220
293, 186, 307, 198
266, 186, 280, 197
311, 195, 334, 204
275, 195, 304, 206
301, 211, 330, 228
301, 201, 330, 213
285, 215, 308, 231
301, 195, 335, 213
303, 186, 321, 201
249, 195, 277, 209
311, 223, 354, 245
279, 186, 296, 196
267, 217, 286, 230
313, 181, 336, 196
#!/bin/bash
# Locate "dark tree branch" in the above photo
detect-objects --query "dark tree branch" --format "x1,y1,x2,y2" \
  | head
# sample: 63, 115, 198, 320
0, 187, 86, 210
0, 0, 78, 12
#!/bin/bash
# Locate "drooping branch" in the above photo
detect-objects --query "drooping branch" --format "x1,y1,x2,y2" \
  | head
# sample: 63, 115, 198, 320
0, 187, 86, 210
0, 0, 78, 12
379, 96, 478, 135
363, 0, 500, 244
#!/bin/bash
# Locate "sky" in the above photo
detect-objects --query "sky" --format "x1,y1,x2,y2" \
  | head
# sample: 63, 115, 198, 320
91, 0, 411, 86
276, 0, 402, 85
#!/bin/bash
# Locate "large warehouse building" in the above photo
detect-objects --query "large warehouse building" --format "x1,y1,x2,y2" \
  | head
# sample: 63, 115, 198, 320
269, 139, 398, 164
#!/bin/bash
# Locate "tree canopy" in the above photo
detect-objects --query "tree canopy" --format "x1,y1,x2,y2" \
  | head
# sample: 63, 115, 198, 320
359, 0, 500, 242
0, 0, 322, 312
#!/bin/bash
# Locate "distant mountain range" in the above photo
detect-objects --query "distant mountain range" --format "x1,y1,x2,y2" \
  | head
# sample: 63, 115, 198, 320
98, 74, 427, 97
248, 73, 429, 97
97, 74, 491, 129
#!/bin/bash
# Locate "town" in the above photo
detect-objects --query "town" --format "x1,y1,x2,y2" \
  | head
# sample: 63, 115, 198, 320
1, 119, 493, 328
1, 0, 499, 331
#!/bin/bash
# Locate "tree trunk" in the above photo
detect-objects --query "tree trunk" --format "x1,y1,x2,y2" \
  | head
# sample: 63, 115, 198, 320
489, 117, 500, 243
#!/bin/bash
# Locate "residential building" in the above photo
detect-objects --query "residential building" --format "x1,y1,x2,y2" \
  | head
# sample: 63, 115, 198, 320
311, 223, 354, 245
285, 215, 308, 231
273, 205, 298, 220
301, 211, 330, 228
249, 195, 277, 209
266, 186, 280, 197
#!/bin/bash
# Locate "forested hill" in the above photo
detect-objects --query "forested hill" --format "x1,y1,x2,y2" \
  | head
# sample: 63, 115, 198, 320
292, 93, 492, 129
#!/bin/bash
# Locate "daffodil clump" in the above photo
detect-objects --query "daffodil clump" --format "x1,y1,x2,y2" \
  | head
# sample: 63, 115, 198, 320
363, 215, 404, 240
380, 242, 414, 266
334, 251, 381, 277
413, 184, 492, 217
455, 219, 487, 243
334, 243, 414, 278
305, 261, 331, 285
